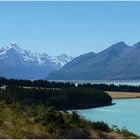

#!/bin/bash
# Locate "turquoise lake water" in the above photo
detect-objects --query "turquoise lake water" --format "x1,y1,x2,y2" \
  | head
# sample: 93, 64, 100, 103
73, 99, 140, 136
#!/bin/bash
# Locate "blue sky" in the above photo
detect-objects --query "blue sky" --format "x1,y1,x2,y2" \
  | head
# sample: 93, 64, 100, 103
0, 1, 140, 56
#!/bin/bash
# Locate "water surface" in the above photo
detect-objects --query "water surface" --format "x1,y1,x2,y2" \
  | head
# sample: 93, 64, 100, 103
50, 80, 140, 86
74, 99, 140, 136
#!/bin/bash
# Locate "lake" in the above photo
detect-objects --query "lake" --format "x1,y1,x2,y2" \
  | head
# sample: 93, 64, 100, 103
73, 98, 140, 136
50, 80, 140, 86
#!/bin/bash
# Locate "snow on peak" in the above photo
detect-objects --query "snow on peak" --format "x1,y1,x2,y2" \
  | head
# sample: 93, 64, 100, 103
0, 42, 36, 62
0, 42, 27, 56
0, 42, 74, 67
48, 54, 74, 67
2, 42, 19, 50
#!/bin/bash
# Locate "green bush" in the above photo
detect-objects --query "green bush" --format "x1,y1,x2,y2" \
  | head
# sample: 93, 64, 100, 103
92, 121, 111, 132
70, 111, 80, 124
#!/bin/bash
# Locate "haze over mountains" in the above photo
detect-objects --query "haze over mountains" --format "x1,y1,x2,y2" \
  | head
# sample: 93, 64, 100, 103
48, 41, 140, 80
0, 42, 73, 79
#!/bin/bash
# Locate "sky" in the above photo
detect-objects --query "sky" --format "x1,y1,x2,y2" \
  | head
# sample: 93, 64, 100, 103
0, 1, 140, 57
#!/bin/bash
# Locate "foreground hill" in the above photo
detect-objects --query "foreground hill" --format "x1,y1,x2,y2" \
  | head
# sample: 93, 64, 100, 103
0, 42, 73, 79
48, 41, 140, 80
0, 96, 138, 138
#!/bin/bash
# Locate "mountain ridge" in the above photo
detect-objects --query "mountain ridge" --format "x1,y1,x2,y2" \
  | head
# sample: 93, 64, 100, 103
47, 41, 140, 80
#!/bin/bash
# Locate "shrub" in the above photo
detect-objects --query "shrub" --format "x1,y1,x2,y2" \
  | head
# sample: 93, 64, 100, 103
70, 111, 80, 123
92, 121, 111, 132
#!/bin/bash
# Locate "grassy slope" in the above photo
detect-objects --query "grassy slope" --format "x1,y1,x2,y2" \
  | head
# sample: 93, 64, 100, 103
0, 100, 138, 139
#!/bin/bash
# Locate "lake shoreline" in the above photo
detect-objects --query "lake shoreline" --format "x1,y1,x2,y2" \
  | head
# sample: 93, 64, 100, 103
68, 103, 116, 111
70, 91, 140, 111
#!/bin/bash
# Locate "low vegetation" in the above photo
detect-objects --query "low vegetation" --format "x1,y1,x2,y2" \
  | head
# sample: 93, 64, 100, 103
0, 100, 138, 139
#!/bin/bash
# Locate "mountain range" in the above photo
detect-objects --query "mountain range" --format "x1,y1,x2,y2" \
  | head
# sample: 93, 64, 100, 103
47, 41, 140, 80
0, 42, 73, 79
1, 41, 140, 80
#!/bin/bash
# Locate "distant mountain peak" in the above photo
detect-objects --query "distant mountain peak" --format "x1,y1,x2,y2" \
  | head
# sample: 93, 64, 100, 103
111, 41, 128, 47
6, 42, 17, 46
3, 42, 18, 49
1, 42, 24, 53
133, 41, 140, 48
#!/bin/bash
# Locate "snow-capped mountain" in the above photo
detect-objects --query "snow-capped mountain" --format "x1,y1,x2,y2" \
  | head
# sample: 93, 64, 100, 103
0, 42, 74, 79
47, 54, 74, 67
